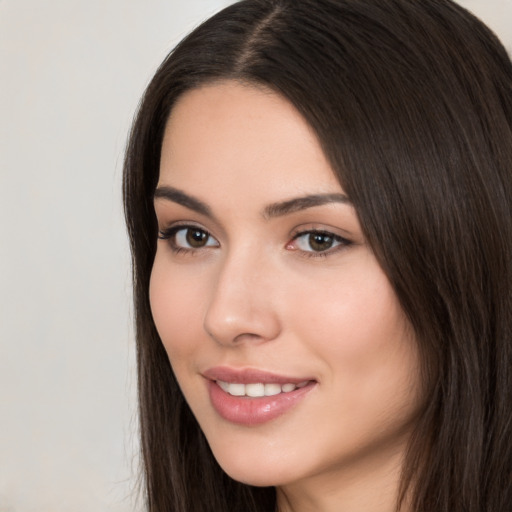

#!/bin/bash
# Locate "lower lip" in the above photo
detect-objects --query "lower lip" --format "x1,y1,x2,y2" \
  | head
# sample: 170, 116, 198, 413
207, 380, 315, 426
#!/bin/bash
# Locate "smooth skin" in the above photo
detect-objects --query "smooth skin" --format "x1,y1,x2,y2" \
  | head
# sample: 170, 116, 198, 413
150, 81, 421, 512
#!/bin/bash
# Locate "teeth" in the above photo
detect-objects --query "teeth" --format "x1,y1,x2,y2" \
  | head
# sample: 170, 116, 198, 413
217, 380, 230, 392
229, 383, 245, 396
217, 380, 309, 397
264, 383, 282, 396
246, 383, 265, 397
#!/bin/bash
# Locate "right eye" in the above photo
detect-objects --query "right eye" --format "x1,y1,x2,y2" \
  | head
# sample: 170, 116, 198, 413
158, 226, 220, 252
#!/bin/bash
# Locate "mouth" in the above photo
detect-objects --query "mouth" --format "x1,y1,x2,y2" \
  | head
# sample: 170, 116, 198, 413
203, 367, 317, 425
216, 380, 310, 397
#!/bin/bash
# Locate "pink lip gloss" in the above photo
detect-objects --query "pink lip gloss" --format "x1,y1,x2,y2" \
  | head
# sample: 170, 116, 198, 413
203, 367, 316, 426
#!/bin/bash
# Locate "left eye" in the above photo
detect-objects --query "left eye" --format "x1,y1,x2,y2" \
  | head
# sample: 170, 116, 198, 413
292, 231, 348, 253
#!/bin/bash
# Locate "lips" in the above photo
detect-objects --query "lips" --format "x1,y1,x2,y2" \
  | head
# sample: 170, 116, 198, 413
203, 367, 316, 425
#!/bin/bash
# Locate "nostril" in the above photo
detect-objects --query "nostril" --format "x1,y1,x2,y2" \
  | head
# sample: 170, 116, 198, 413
232, 332, 266, 344
203, 307, 281, 347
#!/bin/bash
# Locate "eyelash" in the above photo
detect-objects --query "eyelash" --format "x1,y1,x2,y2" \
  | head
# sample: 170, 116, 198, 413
288, 229, 353, 259
157, 225, 353, 258
158, 224, 218, 255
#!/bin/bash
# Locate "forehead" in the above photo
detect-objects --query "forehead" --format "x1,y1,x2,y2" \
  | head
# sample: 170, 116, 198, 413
158, 81, 343, 205
164, 81, 312, 151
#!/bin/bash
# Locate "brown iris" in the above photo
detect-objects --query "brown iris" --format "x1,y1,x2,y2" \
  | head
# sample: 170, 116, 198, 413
308, 232, 334, 252
185, 228, 209, 248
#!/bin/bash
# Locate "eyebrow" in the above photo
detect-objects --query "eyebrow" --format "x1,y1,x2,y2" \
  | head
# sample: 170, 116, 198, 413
154, 186, 351, 220
263, 193, 351, 219
154, 186, 213, 218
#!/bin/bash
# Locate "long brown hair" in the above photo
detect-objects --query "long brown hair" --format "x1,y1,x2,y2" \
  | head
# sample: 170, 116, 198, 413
123, 1, 512, 510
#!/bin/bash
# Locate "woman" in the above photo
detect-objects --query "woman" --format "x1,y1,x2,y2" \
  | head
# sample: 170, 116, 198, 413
123, 0, 512, 511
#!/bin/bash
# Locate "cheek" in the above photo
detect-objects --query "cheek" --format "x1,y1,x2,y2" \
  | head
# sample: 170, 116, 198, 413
287, 260, 418, 389
290, 261, 403, 341
289, 272, 420, 444
149, 256, 206, 361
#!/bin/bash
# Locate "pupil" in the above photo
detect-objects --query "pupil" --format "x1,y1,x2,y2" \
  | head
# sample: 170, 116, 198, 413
309, 233, 333, 251
186, 229, 207, 247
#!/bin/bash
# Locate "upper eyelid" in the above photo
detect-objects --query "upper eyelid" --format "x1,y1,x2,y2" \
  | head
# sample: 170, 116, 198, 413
293, 227, 342, 236
287, 229, 353, 259
154, 210, 226, 240
290, 229, 352, 246
160, 220, 197, 228
158, 220, 213, 234
159, 223, 216, 237
290, 224, 354, 241
157, 221, 354, 250
158, 225, 220, 251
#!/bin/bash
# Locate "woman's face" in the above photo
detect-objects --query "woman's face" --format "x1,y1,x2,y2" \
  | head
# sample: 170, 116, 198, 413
150, 81, 421, 493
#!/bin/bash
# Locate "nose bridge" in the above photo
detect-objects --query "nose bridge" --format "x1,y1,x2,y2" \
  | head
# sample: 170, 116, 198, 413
203, 243, 281, 345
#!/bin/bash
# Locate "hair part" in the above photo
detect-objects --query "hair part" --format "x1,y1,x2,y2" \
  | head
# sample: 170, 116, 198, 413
123, 1, 512, 510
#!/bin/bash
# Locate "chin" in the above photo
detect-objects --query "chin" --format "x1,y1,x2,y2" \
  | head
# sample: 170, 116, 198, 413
207, 438, 296, 487
219, 462, 290, 488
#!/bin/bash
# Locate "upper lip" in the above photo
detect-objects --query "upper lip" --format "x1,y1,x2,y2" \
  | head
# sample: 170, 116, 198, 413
203, 366, 315, 384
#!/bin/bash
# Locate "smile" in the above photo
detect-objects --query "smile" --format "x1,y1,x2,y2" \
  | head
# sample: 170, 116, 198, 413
217, 380, 309, 397
203, 367, 316, 425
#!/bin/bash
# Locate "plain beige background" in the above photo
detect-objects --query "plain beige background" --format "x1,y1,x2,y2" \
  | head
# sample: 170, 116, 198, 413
0, 1, 510, 511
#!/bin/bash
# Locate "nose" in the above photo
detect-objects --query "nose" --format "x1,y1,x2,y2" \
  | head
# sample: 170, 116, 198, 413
203, 248, 282, 346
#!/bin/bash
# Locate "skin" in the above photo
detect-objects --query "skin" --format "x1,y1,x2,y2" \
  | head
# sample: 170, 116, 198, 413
150, 81, 421, 512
